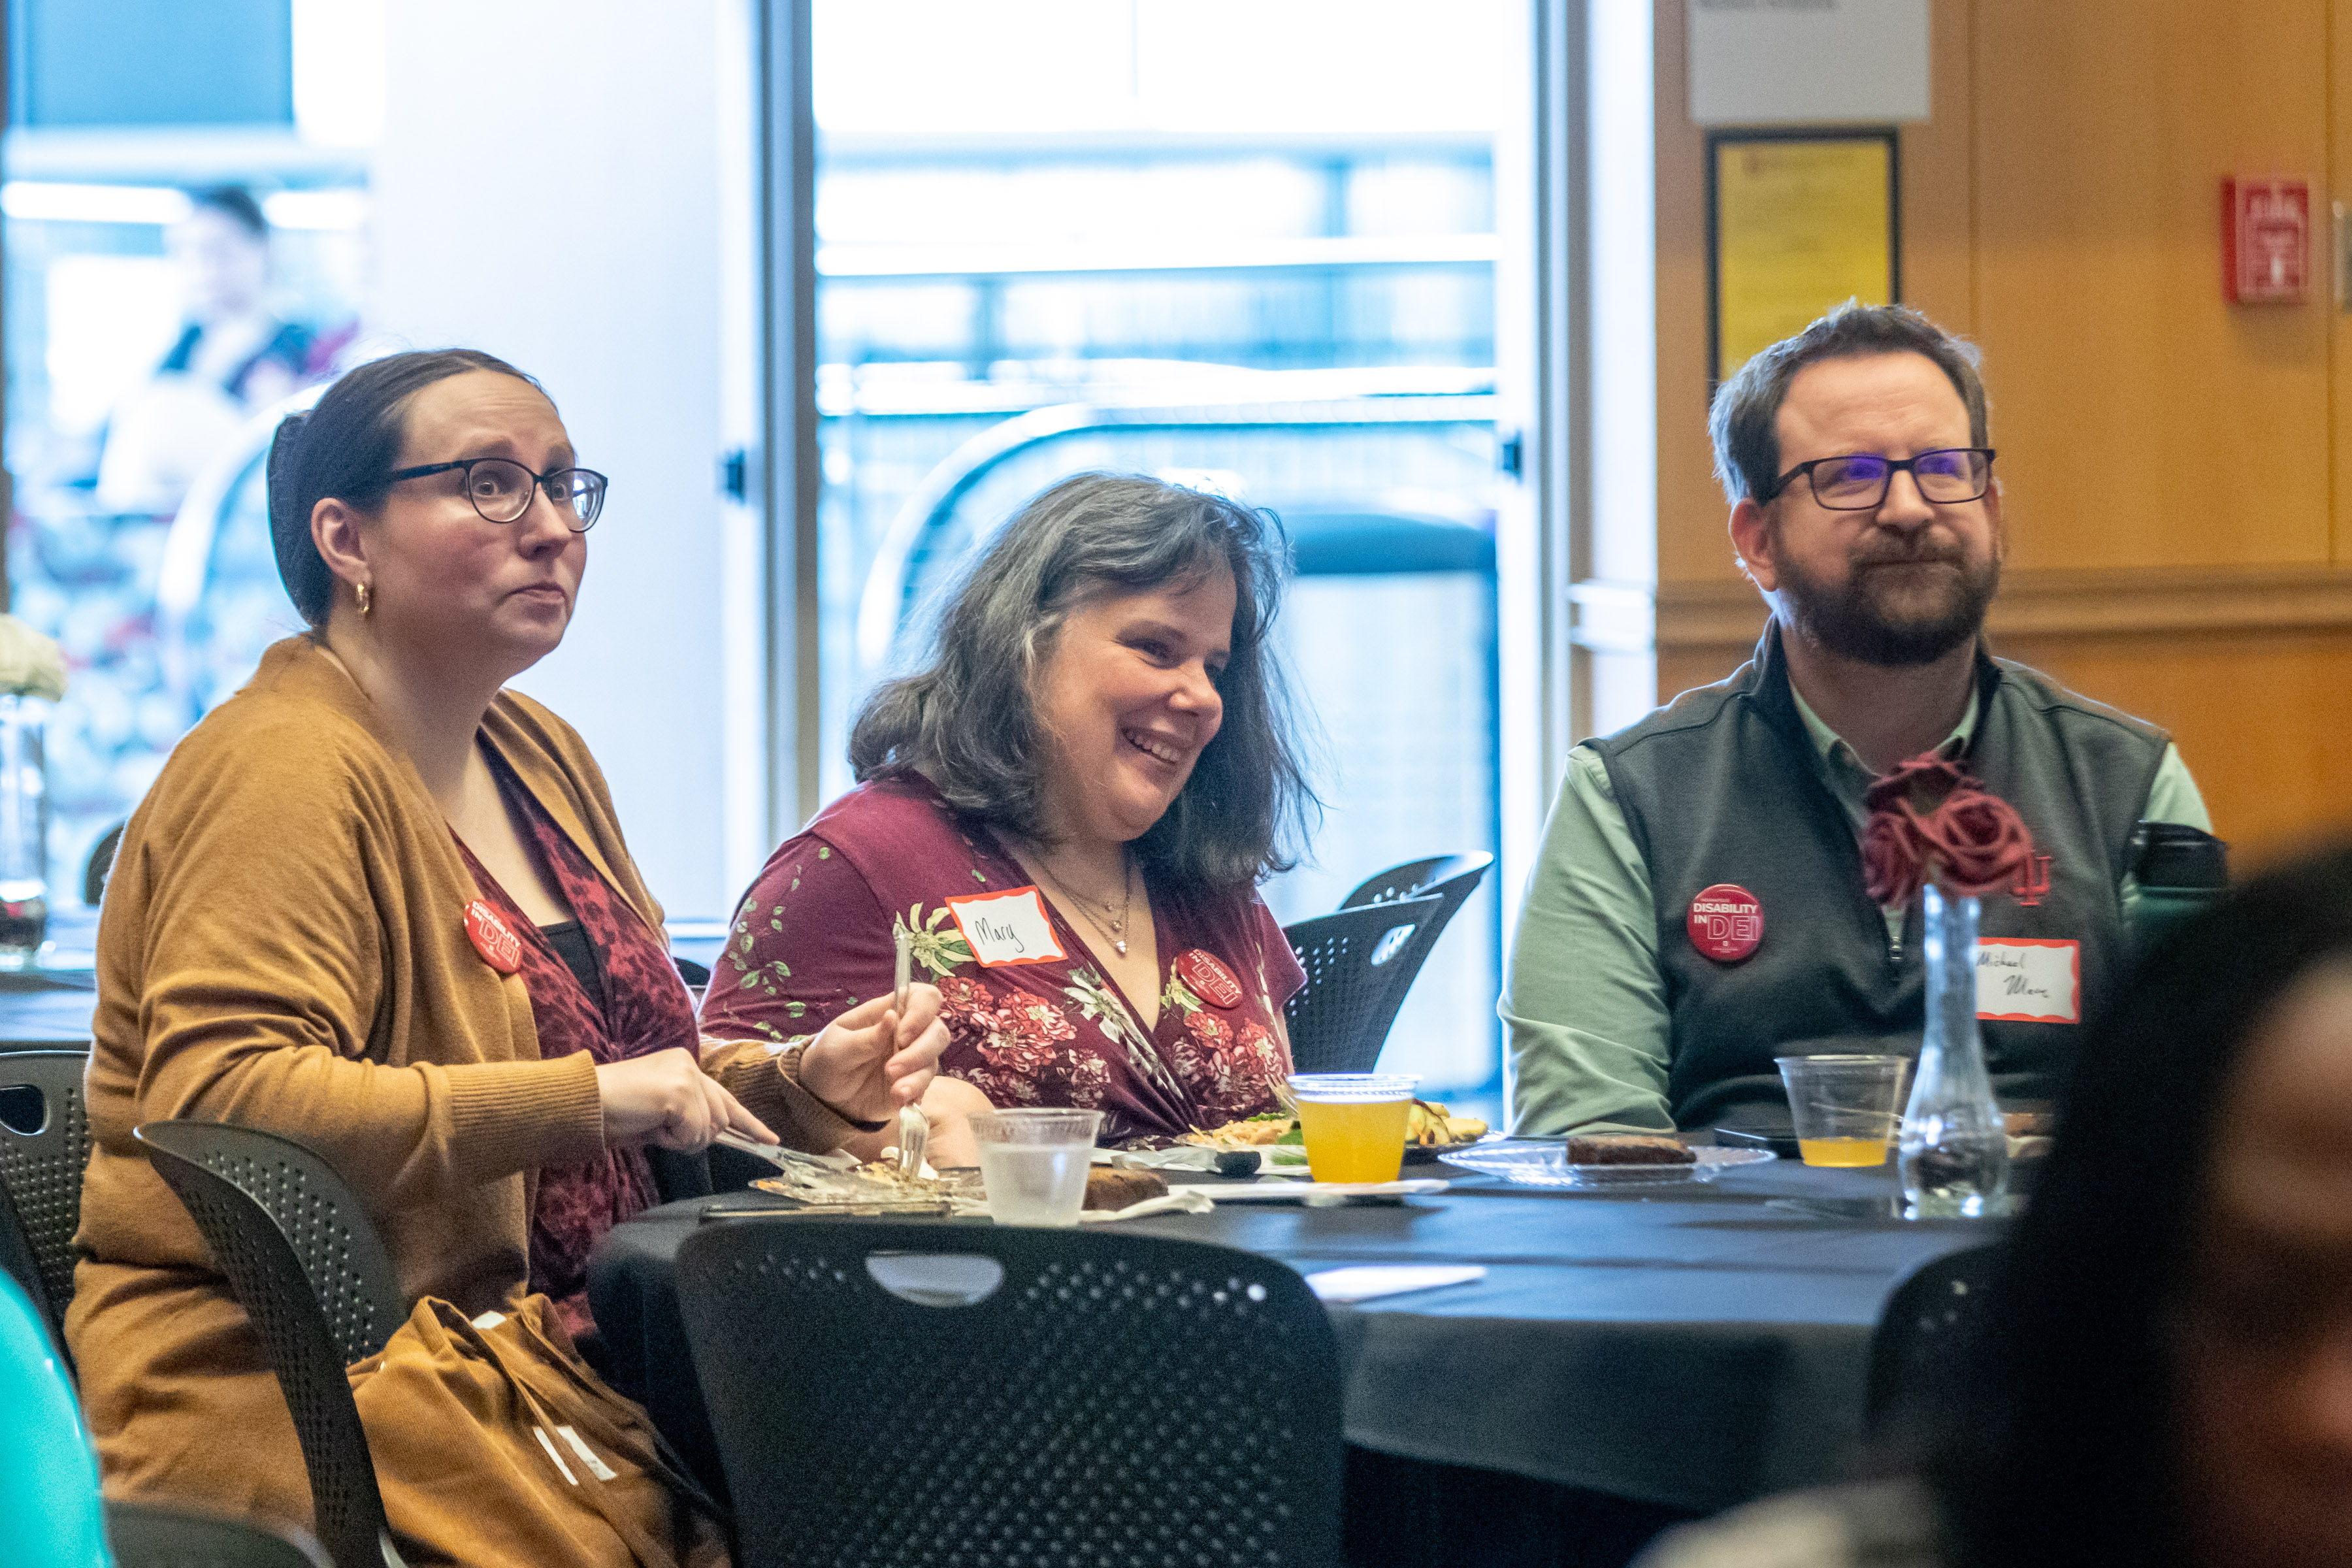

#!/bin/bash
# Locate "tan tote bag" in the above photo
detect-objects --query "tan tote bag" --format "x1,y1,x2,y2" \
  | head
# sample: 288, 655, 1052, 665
348, 1294, 730, 1568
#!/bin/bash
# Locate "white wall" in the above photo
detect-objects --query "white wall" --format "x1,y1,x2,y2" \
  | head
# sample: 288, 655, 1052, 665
371, 0, 735, 917
1586, 0, 1659, 736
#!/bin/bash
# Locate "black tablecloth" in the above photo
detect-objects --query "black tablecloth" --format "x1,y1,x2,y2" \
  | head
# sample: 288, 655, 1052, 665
0, 909, 102, 1045
0, 987, 98, 1044
587, 1158, 1995, 1516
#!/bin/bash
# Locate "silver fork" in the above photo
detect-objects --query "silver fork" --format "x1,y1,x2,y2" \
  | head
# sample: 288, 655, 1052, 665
889, 924, 927, 1179
894, 1102, 929, 1180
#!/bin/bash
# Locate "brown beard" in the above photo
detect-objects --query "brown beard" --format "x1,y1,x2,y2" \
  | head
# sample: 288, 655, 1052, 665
1771, 531, 2001, 668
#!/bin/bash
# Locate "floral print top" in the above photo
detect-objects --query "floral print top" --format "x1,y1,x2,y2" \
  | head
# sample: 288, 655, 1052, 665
697, 772, 1307, 1145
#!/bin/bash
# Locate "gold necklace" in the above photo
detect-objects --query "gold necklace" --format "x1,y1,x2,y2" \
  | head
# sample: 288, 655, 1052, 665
1030, 846, 1136, 956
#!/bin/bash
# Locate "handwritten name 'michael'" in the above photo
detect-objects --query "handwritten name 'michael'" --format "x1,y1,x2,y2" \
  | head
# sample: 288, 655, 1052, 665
1976, 947, 2053, 1000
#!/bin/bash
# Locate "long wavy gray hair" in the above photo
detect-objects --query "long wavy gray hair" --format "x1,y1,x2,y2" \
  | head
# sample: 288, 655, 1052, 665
849, 471, 1317, 891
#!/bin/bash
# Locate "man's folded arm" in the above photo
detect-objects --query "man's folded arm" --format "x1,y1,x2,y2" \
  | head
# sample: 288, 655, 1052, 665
1504, 745, 1678, 1134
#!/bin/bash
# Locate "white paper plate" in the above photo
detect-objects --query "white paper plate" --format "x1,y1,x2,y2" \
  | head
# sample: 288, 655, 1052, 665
1441, 1142, 1776, 1189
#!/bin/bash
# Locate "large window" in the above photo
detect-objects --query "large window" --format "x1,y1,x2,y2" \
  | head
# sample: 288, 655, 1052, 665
3, 0, 372, 900
0, 3, 1527, 1107
813, 0, 1510, 1102
3, 2, 753, 923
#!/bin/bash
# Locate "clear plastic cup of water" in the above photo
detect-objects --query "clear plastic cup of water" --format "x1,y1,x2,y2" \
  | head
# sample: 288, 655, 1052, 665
972, 1109, 1103, 1226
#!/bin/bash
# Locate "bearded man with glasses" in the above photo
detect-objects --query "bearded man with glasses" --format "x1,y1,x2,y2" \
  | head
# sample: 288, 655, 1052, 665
1505, 304, 2211, 1136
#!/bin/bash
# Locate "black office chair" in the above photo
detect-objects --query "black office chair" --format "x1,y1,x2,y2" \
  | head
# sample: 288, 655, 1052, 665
84, 818, 129, 907
1340, 851, 1494, 929
0, 1047, 94, 1358
107, 1498, 331, 1568
1866, 1241, 2003, 1434
137, 1120, 409, 1568
676, 1218, 1344, 1568
1281, 894, 1446, 1075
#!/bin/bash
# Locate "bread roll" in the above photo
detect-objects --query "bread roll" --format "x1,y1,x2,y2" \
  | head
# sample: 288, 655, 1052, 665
1083, 1167, 1170, 1210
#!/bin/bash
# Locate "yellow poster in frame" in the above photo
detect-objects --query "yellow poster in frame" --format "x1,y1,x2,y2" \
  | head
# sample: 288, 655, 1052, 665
1711, 133, 1896, 384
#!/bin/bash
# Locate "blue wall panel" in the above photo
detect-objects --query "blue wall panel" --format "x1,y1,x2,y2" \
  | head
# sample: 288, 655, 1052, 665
9, 0, 293, 127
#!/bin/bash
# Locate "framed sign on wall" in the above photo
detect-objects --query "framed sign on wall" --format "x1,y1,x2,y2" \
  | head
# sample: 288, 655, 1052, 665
1708, 129, 1900, 389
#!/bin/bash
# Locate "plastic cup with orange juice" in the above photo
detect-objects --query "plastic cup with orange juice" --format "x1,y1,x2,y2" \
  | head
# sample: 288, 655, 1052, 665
1774, 1054, 1910, 1168
1286, 1073, 1420, 1183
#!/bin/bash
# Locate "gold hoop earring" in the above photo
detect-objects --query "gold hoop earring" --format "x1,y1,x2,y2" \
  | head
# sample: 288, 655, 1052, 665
355, 581, 372, 617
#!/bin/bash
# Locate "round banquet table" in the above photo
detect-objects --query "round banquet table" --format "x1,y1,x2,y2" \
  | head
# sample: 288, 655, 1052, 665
585, 1154, 2000, 1524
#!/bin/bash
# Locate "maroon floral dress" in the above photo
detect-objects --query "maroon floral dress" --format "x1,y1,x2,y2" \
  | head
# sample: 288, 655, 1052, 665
455, 745, 700, 1337
698, 772, 1306, 1145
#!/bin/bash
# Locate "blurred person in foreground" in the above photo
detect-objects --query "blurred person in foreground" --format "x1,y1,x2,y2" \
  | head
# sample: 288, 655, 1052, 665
1637, 842, 2352, 1568
1506, 303, 2210, 1135
68, 349, 943, 1534
700, 472, 1316, 1152
0, 1273, 111, 1568
97, 186, 316, 514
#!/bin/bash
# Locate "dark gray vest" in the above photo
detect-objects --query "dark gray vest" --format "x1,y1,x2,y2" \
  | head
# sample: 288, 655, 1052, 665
1589, 624, 2169, 1127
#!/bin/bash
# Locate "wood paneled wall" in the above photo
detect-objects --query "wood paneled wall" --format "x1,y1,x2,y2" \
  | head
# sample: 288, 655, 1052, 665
1648, 0, 2352, 858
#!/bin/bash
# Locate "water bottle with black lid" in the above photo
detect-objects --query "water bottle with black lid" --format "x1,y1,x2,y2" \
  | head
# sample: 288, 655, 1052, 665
2131, 821, 2229, 947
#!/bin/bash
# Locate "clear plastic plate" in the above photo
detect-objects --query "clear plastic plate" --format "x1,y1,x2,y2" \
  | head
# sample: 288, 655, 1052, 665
1440, 1141, 1776, 1189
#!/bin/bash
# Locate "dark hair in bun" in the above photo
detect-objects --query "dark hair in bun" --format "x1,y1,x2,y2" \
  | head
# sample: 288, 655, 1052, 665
266, 348, 538, 627
188, 185, 268, 240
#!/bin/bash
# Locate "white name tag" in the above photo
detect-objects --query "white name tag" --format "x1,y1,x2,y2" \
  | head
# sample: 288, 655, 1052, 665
1974, 938, 2080, 1024
945, 886, 1067, 968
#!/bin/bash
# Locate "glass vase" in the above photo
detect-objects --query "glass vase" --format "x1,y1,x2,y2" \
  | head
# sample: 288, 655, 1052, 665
0, 694, 50, 968
1897, 884, 2010, 1217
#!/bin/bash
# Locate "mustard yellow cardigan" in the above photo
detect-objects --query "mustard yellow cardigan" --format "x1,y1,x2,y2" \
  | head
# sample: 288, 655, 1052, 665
67, 636, 853, 1529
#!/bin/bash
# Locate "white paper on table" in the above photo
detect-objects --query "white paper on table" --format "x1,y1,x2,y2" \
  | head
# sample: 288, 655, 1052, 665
1168, 1179, 1449, 1203
1094, 1145, 1314, 1174
1074, 1188, 1218, 1224
1094, 1145, 1222, 1171
1307, 1265, 1488, 1304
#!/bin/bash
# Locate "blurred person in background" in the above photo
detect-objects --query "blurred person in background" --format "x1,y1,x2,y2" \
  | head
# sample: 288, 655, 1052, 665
69, 348, 942, 1539
95, 186, 316, 514
1636, 841, 2352, 1568
699, 472, 1318, 1154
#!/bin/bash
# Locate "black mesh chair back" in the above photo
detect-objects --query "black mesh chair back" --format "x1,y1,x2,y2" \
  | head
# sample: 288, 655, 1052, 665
84, 817, 129, 906
0, 1047, 94, 1352
1866, 1241, 2002, 1432
677, 1218, 1344, 1568
1281, 894, 1446, 1075
1339, 851, 1494, 922
135, 1120, 408, 1568
107, 1498, 331, 1568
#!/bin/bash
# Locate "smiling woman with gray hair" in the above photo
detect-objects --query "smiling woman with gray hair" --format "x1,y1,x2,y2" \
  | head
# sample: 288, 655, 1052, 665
699, 471, 1320, 1150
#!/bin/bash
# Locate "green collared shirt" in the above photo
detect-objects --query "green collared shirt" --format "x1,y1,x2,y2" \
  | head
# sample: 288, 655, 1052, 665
1503, 689, 2210, 1135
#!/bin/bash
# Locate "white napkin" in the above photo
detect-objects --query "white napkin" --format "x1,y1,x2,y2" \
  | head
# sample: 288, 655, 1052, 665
1168, 1179, 1450, 1203
1075, 1188, 1218, 1224
1306, 1265, 1487, 1303
1095, 1145, 1314, 1173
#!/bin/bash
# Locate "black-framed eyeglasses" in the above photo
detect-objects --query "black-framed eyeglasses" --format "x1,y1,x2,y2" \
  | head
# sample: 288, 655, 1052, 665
1766, 448, 1996, 511
386, 457, 608, 530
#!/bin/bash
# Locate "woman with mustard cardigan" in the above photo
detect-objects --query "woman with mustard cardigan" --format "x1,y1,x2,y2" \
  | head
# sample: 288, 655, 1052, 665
66, 349, 949, 1533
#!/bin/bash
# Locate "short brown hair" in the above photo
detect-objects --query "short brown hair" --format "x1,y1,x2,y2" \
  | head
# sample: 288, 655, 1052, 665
1709, 302, 1990, 506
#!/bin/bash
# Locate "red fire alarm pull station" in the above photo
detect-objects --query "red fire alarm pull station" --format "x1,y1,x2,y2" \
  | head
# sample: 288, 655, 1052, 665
2223, 177, 2310, 303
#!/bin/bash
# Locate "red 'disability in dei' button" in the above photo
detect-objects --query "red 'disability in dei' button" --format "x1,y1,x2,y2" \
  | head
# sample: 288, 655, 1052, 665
465, 900, 524, 975
1173, 948, 1245, 1009
1686, 883, 1763, 963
